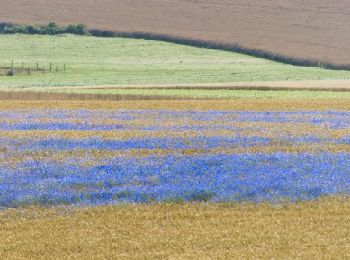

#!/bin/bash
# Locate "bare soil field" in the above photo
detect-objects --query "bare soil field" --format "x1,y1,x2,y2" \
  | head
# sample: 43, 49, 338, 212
1, 0, 350, 67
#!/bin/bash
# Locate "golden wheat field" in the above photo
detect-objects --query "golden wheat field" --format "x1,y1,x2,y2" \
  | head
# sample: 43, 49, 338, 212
0, 98, 348, 259
1, 198, 349, 259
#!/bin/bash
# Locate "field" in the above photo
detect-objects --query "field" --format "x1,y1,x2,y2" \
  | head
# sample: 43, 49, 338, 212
1, 199, 349, 259
1, 35, 350, 89
2, 104, 350, 206
0, 99, 349, 258
0, 33, 349, 258
1, 0, 350, 67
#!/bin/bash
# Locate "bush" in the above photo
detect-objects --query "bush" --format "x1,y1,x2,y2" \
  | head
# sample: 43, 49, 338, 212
89, 29, 117, 37
66, 24, 89, 35
23, 25, 41, 34
4, 24, 25, 34
0, 22, 89, 36
45, 22, 63, 35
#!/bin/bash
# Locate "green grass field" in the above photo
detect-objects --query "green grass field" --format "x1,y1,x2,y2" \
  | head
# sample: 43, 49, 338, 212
1, 34, 350, 88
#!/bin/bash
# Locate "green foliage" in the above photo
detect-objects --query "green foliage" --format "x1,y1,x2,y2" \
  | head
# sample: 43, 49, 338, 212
46, 22, 62, 35
66, 24, 89, 35
0, 22, 89, 36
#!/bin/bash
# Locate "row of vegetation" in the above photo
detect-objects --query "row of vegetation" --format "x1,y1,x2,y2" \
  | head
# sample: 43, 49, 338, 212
0, 22, 89, 35
1, 22, 349, 70
90, 31, 350, 71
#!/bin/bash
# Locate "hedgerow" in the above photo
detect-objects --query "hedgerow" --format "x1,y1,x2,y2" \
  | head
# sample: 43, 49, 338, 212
0, 22, 89, 35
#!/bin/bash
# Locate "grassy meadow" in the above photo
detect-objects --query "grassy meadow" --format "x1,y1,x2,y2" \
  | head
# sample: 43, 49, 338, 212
0, 34, 350, 89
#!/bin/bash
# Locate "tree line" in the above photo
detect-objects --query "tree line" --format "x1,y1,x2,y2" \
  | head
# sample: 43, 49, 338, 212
0, 22, 89, 35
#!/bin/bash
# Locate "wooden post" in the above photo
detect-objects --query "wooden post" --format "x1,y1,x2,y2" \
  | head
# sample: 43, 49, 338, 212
22, 62, 24, 69
49, 62, 52, 71
37, 61, 39, 70
27, 67, 31, 75
10, 60, 13, 76
63, 63, 66, 71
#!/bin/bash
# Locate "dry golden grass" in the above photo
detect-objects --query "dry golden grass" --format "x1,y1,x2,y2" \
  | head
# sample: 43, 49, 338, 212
2, 121, 348, 140
5, 143, 350, 168
0, 197, 349, 259
0, 91, 196, 102
1, 99, 350, 111
60, 79, 350, 91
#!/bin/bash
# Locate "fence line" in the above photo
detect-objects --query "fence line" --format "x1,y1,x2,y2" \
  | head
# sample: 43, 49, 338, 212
0, 61, 66, 76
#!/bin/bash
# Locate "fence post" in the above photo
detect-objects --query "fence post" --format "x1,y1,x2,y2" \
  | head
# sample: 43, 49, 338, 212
10, 60, 13, 76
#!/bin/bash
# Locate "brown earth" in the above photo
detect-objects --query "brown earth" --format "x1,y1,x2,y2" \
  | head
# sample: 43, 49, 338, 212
1, 0, 350, 67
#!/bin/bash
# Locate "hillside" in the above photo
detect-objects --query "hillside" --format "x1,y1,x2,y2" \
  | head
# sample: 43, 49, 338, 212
0, 35, 349, 89
1, 0, 350, 67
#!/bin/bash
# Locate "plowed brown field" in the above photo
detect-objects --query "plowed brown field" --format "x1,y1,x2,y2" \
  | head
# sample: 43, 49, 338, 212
1, 0, 349, 66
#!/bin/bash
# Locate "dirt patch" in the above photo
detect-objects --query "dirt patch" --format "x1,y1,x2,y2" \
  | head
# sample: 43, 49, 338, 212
0, 0, 350, 66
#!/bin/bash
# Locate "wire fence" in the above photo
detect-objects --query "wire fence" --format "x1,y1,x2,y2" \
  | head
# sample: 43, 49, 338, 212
0, 60, 66, 76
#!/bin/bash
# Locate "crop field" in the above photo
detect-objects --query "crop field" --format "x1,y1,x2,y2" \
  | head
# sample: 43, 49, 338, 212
1, 0, 350, 67
49, 88, 350, 99
0, 99, 349, 258
1, 107, 350, 206
0, 33, 349, 258
1, 199, 349, 259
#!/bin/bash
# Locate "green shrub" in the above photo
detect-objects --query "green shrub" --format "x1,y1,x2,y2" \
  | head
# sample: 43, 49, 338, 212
45, 22, 63, 35
23, 25, 41, 34
66, 24, 89, 35
0, 22, 89, 36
